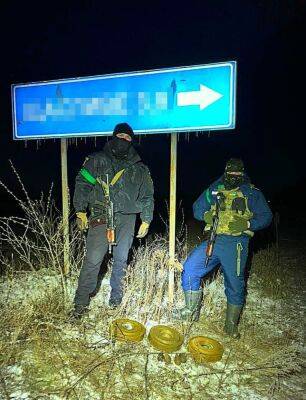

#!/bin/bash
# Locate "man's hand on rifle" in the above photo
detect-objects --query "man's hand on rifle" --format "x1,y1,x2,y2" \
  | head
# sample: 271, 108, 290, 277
203, 211, 214, 225
136, 222, 150, 238
228, 215, 250, 233
76, 212, 88, 231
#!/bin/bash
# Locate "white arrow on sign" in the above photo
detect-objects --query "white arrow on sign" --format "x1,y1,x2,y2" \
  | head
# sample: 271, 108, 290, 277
177, 84, 223, 110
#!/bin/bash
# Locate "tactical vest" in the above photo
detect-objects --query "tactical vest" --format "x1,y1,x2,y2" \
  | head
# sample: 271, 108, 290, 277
205, 186, 254, 236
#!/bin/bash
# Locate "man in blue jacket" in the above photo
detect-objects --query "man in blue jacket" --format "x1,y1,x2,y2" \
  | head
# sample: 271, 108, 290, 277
179, 158, 272, 338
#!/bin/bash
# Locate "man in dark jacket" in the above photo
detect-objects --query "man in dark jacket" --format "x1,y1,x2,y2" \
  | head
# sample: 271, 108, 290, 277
178, 158, 272, 338
72, 123, 154, 318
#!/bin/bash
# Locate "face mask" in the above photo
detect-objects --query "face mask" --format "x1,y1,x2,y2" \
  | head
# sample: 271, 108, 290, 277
109, 137, 131, 159
224, 173, 244, 190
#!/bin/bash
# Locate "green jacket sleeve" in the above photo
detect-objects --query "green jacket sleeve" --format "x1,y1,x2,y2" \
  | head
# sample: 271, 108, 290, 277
138, 166, 154, 223
73, 156, 96, 212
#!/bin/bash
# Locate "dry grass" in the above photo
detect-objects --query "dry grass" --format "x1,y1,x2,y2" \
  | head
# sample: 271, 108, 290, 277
119, 235, 184, 324
1, 239, 303, 399
0, 173, 304, 399
250, 244, 291, 299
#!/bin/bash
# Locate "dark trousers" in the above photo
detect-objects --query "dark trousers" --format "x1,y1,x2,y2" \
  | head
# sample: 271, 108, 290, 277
74, 213, 136, 308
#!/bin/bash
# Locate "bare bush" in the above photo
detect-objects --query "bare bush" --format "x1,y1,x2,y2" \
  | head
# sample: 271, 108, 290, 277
0, 162, 85, 286
119, 235, 182, 323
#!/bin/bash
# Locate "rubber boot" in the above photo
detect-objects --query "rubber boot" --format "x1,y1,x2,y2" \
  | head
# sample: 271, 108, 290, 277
224, 303, 243, 339
178, 289, 203, 321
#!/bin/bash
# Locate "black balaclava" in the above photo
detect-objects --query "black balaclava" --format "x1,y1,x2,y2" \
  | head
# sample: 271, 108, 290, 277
223, 158, 245, 190
109, 123, 134, 159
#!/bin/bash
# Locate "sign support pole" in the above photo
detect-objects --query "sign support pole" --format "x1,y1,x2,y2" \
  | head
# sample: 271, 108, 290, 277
61, 138, 70, 276
169, 132, 177, 304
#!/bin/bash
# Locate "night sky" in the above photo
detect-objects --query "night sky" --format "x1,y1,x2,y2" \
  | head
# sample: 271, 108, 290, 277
1, 1, 306, 225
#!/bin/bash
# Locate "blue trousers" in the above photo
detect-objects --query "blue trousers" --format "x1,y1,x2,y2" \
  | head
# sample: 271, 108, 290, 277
182, 235, 249, 305
74, 213, 136, 307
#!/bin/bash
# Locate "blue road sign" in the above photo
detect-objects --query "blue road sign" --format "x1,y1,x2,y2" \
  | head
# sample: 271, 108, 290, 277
12, 61, 236, 140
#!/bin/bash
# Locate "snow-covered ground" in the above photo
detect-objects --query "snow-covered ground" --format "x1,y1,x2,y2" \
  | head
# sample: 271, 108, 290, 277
0, 240, 305, 399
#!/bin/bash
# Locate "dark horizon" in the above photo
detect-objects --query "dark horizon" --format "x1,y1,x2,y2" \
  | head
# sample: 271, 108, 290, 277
1, 1, 306, 224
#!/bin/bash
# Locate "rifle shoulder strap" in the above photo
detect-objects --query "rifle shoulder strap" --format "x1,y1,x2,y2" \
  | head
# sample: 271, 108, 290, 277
97, 169, 126, 197
110, 169, 125, 186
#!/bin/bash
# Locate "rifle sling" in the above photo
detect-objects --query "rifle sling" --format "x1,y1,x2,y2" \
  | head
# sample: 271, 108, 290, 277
97, 169, 126, 197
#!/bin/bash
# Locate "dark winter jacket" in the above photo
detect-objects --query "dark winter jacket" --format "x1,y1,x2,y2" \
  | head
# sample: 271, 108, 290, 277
193, 176, 272, 233
73, 142, 154, 223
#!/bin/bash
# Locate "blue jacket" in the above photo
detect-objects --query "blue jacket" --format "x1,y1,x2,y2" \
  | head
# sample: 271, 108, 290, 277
193, 177, 273, 232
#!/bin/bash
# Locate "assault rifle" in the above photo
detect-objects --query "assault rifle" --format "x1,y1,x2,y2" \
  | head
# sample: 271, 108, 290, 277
204, 191, 223, 267
105, 198, 116, 254
96, 174, 117, 254
105, 174, 117, 254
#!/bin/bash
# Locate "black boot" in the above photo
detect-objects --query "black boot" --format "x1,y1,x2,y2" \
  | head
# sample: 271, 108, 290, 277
224, 303, 243, 339
69, 304, 88, 322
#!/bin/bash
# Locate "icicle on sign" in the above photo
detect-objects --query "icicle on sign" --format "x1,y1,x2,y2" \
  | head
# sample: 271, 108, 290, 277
11, 61, 237, 293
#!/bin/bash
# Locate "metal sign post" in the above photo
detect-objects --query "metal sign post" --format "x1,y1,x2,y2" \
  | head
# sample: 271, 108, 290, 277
168, 133, 177, 304
60, 138, 70, 276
